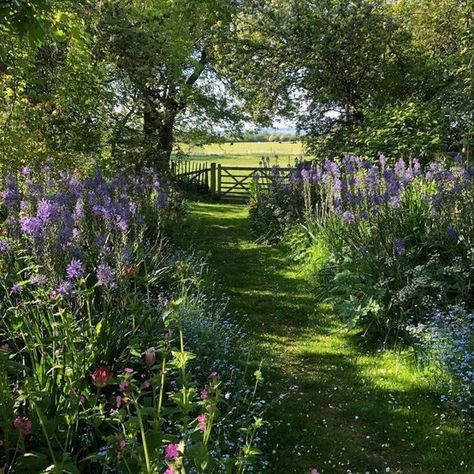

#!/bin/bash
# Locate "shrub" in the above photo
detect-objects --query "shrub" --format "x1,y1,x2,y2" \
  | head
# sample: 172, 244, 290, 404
250, 155, 474, 341
0, 164, 264, 472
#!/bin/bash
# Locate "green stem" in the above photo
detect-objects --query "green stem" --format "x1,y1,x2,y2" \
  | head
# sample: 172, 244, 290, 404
134, 397, 151, 474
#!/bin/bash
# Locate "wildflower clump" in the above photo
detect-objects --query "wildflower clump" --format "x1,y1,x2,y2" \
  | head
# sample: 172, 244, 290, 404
0, 163, 265, 472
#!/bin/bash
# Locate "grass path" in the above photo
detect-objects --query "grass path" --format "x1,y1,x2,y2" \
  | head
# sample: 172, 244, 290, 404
187, 201, 472, 474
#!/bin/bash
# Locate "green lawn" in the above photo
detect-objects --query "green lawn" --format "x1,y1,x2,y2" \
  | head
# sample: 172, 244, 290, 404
187, 200, 473, 474
174, 141, 305, 168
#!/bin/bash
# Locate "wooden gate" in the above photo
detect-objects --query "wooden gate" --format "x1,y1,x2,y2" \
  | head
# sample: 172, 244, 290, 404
171, 161, 293, 201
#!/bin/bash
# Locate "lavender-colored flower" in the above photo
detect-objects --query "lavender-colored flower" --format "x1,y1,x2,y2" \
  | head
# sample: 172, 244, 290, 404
30, 274, 46, 285
0, 240, 10, 252
342, 211, 355, 223
157, 191, 168, 207
21, 166, 32, 176
390, 196, 401, 208
97, 263, 116, 289
11, 283, 23, 294
116, 217, 128, 232
453, 153, 463, 164
394, 158, 406, 175
66, 258, 85, 280
129, 201, 137, 214
3, 176, 20, 207
56, 280, 73, 297
20, 216, 43, 238
393, 238, 406, 256
301, 169, 310, 182
379, 154, 386, 166
75, 198, 85, 220
36, 199, 56, 225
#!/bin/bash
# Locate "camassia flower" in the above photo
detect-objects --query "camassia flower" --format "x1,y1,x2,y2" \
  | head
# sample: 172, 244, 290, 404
91, 366, 113, 387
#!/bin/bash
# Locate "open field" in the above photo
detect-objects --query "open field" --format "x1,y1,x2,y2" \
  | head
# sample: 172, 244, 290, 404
174, 141, 305, 167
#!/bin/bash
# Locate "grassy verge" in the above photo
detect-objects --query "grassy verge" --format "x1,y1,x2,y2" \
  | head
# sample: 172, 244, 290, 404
187, 200, 473, 473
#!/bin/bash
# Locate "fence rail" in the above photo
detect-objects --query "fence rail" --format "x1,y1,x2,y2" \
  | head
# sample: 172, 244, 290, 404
171, 160, 293, 201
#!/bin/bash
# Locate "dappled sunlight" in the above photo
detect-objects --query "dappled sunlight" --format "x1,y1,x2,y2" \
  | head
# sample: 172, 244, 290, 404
188, 199, 473, 473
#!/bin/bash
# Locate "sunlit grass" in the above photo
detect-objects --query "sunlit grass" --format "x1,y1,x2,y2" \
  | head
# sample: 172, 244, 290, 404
174, 141, 305, 168
186, 200, 473, 473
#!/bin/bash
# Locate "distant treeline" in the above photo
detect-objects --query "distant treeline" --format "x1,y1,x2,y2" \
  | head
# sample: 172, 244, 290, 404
225, 132, 299, 143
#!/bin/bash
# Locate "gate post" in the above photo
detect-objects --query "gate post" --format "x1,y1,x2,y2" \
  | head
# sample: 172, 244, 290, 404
217, 164, 222, 197
210, 162, 216, 196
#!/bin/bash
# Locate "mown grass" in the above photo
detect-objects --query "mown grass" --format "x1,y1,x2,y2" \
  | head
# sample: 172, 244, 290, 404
174, 141, 305, 168
187, 200, 473, 473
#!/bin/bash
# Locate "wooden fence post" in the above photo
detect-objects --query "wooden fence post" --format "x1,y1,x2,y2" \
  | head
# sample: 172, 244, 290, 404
210, 162, 216, 196
217, 164, 222, 197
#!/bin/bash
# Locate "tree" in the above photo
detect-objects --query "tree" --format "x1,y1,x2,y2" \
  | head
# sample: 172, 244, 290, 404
98, 0, 250, 170
0, 1, 108, 170
252, 0, 472, 160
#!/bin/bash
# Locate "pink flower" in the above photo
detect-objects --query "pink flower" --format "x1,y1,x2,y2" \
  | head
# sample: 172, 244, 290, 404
210, 371, 219, 379
91, 366, 113, 387
144, 347, 156, 367
164, 468, 175, 474
311, 469, 320, 474
118, 439, 127, 450
197, 414, 207, 432
165, 443, 180, 459
13, 417, 32, 436
116, 395, 123, 408
123, 367, 133, 374
1, 343, 9, 352
143, 380, 152, 389
119, 380, 129, 392
200, 389, 209, 399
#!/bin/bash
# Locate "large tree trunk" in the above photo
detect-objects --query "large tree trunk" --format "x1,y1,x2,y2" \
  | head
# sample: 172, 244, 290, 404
143, 102, 176, 171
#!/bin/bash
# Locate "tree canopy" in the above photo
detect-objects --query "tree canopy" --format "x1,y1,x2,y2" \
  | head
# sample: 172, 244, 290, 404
1, 0, 472, 170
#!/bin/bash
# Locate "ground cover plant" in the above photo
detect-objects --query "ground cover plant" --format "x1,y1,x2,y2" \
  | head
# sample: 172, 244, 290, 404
0, 163, 264, 473
250, 154, 474, 418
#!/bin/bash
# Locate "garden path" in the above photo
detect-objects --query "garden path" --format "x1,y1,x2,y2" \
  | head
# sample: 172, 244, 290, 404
188, 201, 472, 474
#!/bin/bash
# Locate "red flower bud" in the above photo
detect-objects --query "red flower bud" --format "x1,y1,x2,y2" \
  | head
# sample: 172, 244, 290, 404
91, 366, 113, 387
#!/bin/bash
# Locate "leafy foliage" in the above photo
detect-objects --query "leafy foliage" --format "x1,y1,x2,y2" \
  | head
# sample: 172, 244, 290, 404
0, 164, 265, 472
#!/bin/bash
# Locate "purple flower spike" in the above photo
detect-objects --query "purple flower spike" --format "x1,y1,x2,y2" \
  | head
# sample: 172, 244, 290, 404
97, 263, 116, 289
66, 258, 85, 280
30, 274, 46, 285
342, 211, 355, 223
393, 238, 406, 256
11, 283, 23, 294
20, 216, 43, 238
56, 281, 74, 297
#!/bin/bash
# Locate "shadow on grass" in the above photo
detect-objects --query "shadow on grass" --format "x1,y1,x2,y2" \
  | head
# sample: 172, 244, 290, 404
187, 200, 473, 473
